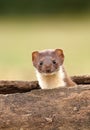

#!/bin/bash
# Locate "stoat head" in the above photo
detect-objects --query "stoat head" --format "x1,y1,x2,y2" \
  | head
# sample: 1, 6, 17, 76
32, 49, 64, 75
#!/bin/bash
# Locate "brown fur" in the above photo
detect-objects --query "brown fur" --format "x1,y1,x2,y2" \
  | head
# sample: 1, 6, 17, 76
62, 66, 76, 86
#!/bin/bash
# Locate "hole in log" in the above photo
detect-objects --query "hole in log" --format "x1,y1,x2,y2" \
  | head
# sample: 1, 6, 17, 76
0, 75, 90, 94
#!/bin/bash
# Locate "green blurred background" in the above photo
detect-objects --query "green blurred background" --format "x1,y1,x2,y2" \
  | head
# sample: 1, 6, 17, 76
0, 0, 90, 81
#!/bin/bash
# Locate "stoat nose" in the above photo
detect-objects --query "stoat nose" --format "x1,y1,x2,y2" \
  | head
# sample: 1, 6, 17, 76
45, 66, 51, 73
44, 60, 52, 73
46, 69, 51, 73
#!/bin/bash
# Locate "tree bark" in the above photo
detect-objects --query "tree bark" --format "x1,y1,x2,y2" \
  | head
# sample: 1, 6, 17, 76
0, 75, 90, 130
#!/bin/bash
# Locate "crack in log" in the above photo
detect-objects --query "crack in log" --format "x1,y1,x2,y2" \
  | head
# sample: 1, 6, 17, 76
0, 75, 90, 94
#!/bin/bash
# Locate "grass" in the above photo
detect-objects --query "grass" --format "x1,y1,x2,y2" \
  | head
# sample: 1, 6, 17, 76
0, 15, 90, 80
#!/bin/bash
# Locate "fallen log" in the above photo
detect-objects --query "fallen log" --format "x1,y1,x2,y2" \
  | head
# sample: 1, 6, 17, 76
0, 75, 90, 130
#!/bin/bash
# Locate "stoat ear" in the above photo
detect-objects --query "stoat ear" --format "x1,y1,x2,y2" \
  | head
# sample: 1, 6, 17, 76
55, 49, 64, 58
32, 51, 39, 62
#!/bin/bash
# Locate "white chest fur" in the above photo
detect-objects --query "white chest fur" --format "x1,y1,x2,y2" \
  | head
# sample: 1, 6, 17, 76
35, 66, 66, 89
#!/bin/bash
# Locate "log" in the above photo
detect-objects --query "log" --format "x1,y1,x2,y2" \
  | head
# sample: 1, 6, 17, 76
0, 75, 90, 130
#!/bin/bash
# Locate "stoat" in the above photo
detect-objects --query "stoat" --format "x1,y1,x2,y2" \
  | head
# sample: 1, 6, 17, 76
32, 49, 76, 89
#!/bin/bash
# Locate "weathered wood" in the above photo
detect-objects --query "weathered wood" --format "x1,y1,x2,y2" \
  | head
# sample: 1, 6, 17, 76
72, 75, 90, 84
0, 80, 40, 94
0, 75, 90, 130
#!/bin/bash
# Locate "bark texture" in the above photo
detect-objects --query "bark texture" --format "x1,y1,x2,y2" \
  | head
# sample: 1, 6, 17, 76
0, 75, 90, 130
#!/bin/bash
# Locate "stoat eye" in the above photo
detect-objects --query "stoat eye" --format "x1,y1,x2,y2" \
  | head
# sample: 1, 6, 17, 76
52, 60, 56, 64
39, 61, 43, 66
